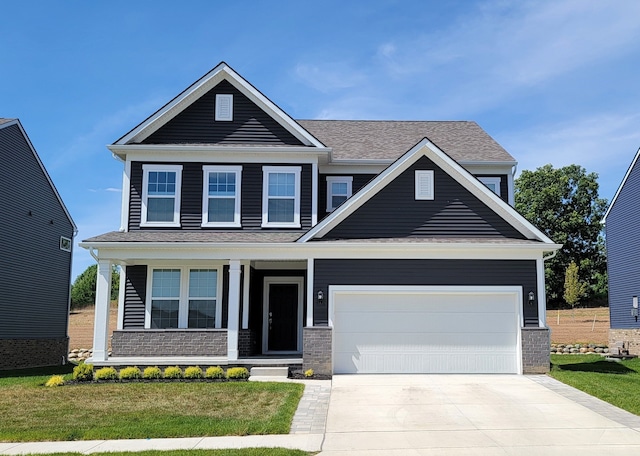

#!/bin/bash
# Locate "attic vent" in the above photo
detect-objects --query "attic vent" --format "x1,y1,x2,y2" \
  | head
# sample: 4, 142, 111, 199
215, 94, 233, 121
415, 170, 434, 200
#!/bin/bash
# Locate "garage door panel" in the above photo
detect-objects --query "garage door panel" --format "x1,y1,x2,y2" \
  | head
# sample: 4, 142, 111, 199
331, 287, 521, 374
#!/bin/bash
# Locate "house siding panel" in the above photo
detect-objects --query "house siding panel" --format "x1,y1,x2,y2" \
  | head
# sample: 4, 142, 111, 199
313, 259, 538, 326
141, 80, 305, 145
606, 158, 640, 331
123, 265, 147, 329
321, 157, 524, 240
129, 162, 313, 230
0, 124, 74, 340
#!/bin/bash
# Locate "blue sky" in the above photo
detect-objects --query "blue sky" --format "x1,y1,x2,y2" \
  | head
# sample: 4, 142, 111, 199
3, 0, 640, 280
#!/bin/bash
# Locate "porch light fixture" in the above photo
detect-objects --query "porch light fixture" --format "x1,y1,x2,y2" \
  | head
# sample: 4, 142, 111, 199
633, 296, 638, 322
528, 291, 535, 306
317, 290, 324, 304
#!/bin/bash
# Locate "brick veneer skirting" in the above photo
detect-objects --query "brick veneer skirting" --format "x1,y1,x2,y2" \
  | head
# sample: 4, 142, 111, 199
111, 330, 227, 356
238, 329, 256, 357
609, 329, 640, 356
0, 337, 69, 370
521, 327, 550, 374
303, 326, 332, 376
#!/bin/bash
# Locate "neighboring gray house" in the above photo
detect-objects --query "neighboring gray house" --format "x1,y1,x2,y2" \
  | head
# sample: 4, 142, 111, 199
0, 118, 76, 370
603, 147, 640, 355
81, 62, 560, 375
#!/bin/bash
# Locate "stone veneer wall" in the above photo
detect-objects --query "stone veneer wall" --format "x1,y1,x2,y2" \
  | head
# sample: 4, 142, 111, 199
609, 329, 640, 355
521, 327, 550, 374
0, 337, 68, 370
303, 326, 332, 376
238, 329, 256, 357
111, 330, 227, 356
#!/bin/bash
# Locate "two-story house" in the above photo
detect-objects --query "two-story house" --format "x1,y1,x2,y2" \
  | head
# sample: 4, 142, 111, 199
81, 62, 560, 375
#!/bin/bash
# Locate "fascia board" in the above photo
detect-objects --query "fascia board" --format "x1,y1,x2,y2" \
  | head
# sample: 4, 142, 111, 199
1, 120, 78, 233
602, 147, 640, 223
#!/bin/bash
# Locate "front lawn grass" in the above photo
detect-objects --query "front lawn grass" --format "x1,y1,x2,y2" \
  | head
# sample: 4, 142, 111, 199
0, 366, 304, 442
550, 354, 640, 416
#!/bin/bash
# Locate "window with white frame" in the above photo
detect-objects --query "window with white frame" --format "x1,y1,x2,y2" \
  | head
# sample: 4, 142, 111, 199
147, 267, 219, 329
202, 166, 241, 227
326, 176, 353, 212
141, 164, 182, 226
478, 177, 501, 197
262, 166, 301, 227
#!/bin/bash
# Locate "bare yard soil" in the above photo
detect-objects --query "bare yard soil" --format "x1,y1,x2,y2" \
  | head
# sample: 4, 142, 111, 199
68, 306, 117, 350
547, 307, 609, 345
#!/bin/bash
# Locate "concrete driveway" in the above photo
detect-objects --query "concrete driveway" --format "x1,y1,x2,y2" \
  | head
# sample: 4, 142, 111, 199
319, 374, 640, 455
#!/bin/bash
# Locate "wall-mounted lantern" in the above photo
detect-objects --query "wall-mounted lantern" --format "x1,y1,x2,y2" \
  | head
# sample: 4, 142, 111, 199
632, 296, 638, 322
317, 290, 324, 305
528, 291, 535, 306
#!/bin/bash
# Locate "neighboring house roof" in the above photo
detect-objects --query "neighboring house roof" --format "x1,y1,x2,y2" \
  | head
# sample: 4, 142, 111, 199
299, 137, 557, 245
114, 62, 325, 148
298, 120, 516, 163
602, 147, 640, 223
0, 118, 77, 232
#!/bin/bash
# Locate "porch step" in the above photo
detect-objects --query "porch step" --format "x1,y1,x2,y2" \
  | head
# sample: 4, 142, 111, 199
250, 366, 290, 378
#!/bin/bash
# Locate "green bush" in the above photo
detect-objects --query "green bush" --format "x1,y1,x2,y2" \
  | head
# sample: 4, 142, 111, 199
119, 366, 142, 380
163, 366, 183, 379
45, 375, 65, 387
184, 366, 203, 379
226, 367, 249, 380
95, 367, 118, 381
205, 366, 225, 379
143, 366, 162, 379
73, 363, 94, 382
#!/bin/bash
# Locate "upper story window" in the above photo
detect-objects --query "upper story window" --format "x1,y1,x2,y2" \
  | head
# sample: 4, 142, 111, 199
141, 164, 182, 227
262, 166, 301, 228
215, 94, 233, 121
202, 166, 242, 227
326, 176, 353, 212
415, 170, 434, 200
478, 177, 501, 197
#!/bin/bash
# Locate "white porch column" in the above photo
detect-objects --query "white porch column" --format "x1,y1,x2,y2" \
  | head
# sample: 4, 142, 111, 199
537, 257, 547, 327
93, 260, 112, 361
306, 258, 314, 327
227, 260, 241, 360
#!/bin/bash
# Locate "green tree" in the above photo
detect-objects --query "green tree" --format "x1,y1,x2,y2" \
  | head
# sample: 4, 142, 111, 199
563, 261, 588, 314
515, 164, 608, 306
70, 264, 120, 309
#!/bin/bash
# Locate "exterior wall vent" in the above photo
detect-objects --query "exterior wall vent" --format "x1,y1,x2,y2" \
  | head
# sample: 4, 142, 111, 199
60, 236, 72, 252
215, 94, 233, 121
415, 170, 434, 200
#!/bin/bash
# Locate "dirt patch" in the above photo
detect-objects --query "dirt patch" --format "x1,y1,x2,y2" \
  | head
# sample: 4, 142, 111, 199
68, 305, 117, 350
547, 307, 609, 345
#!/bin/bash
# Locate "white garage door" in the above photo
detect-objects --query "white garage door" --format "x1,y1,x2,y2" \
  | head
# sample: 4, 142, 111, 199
331, 286, 522, 374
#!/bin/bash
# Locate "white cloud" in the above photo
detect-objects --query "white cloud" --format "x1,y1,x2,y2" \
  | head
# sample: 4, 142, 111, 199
294, 62, 368, 93
105, 187, 122, 192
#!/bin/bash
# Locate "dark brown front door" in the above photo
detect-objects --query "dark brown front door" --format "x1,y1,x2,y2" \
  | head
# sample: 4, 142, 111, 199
267, 282, 299, 351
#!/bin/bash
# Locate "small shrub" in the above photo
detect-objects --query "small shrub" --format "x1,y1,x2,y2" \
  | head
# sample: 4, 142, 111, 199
205, 366, 225, 379
184, 366, 204, 379
163, 366, 183, 379
226, 367, 249, 380
304, 368, 314, 378
119, 366, 142, 380
73, 363, 94, 382
94, 367, 118, 381
45, 375, 65, 387
143, 366, 162, 379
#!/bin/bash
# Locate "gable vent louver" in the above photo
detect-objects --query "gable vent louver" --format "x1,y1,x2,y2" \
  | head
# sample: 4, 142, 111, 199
215, 94, 233, 121
415, 170, 434, 200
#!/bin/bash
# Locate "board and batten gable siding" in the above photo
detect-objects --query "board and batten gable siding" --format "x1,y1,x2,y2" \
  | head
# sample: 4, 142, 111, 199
606, 159, 640, 330
0, 124, 74, 339
318, 173, 376, 220
141, 80, 305, 145
320, 157, 525, 240
313, 259, 539, 327
129, 162, 313, 230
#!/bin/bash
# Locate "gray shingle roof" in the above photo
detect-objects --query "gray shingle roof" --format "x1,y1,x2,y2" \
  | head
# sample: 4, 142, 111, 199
82, 230, 305, 243
0, 118, 15, 126
298, 120, 515, 163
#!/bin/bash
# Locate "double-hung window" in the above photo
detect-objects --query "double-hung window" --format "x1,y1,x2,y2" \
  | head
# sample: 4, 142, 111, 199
478, 177, 501, 197
262, 166, 301, 227
147, 267, 220, 329
202, 166, 242, 227
141, 164, 182, 227
326, 176, 353, 212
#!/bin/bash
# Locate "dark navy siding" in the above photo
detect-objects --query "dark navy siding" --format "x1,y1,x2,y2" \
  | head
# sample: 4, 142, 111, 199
122, 265, 147, 329
141, 80, 304, 145
321, 157, 525, 240
129, 162, 313, 230
318, 174, 376, 221
313, 259, 538, 326
0, 123, 74, 339
606, 156, 640, 330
